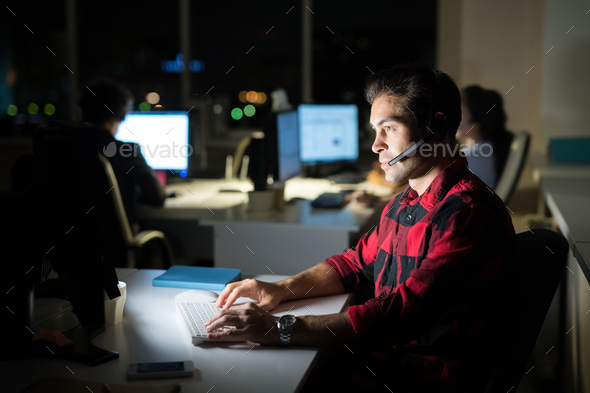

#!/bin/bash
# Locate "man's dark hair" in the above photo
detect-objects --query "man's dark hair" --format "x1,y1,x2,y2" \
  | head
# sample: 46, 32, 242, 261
364, 63, 462, 141
79, 78, 133, 125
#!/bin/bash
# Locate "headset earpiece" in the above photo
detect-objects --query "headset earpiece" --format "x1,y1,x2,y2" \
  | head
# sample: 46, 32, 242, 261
426, 70, 447, 142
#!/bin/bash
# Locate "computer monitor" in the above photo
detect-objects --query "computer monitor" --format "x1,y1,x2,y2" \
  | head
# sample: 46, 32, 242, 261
276, 111, 301, 182
298, 104, 359, 165
260, 111, 301, 187
116, 111, 190, 172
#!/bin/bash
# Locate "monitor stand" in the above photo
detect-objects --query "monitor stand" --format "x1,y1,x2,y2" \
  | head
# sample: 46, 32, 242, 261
30, 325, 119, 366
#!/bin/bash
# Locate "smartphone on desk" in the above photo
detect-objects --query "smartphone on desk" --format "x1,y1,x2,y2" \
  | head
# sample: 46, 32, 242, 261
127, 360, 194, 380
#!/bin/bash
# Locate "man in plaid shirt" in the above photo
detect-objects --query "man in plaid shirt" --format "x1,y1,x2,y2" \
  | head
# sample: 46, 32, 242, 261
207, 63, 516, 392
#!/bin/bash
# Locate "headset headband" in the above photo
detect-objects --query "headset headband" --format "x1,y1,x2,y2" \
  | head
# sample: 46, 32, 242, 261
427, 70, 446, 141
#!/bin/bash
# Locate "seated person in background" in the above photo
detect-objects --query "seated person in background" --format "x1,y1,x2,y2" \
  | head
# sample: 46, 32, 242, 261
79, 79, 166, 265
456, 85, 513, 189
205, 64, 516, 392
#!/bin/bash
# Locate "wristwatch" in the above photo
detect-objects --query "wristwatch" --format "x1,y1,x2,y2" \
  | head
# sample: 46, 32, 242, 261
277, 314, 297, 346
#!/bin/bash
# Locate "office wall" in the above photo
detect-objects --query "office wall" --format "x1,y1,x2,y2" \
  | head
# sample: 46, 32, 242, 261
437, 0, 544, 152
540, 0, 590, 149
436, 0, 461, 82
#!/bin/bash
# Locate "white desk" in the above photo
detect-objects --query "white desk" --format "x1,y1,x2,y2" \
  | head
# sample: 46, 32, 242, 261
530, 154, 590, 261
138, 178, 385, 274
530, 152, 590, 183
529, 155, 590, 392
541, 178, 590, 250
5, 269, 351, 393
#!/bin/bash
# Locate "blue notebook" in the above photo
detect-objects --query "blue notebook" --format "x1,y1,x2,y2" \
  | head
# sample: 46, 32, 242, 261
152, 265, 242, 291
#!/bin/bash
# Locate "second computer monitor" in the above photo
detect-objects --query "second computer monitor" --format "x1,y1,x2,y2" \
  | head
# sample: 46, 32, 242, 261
298, 104, 359, 165
276, 111, 301, 182
116, 111, 190, 172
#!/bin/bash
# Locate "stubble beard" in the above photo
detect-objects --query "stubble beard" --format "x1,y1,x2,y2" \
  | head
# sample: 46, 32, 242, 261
384, 154, 424, 184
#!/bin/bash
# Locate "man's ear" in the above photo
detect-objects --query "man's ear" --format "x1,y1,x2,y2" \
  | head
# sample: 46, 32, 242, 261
435, 112, 446, 122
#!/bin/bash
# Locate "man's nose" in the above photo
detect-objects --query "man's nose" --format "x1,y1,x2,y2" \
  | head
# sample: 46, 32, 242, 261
372, 135, 387, 154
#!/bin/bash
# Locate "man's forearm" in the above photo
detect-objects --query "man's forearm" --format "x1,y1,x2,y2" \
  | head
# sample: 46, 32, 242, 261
275, 261, 345, 302
290, 312, 360, 348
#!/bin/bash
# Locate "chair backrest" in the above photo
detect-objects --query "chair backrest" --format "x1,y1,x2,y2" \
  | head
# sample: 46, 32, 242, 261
97, 154, 135, 246
232, 135, 252, 178
494, 131, 531, 204
483, 229, 568, 392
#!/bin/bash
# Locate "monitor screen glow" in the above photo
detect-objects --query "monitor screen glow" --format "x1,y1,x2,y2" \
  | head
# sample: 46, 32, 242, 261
116, 111, 190, 171
298, 104, 359, 164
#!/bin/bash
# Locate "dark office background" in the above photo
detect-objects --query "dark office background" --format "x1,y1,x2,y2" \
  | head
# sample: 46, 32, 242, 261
0, 0, 436, 180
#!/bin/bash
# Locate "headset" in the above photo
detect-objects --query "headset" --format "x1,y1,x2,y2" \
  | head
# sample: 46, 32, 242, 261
388, 70, 447, 166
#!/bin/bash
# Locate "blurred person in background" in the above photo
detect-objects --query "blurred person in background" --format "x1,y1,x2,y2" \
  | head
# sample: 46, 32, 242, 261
456, 85, 513, 189
79, 78, 166, 266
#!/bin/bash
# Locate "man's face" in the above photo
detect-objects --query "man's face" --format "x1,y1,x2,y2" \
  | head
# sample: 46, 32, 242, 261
370, 95, 425, 184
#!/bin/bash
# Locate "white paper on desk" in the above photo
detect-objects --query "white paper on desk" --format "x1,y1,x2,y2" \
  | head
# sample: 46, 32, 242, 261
164, 191, 216, 207
200, 194, 248, 209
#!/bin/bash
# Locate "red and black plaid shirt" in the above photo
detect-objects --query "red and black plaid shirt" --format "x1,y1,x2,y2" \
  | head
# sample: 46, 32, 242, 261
325, 155, 516, 392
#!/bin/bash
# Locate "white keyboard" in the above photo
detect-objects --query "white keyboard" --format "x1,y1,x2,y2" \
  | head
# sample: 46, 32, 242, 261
176, 301, 237, 345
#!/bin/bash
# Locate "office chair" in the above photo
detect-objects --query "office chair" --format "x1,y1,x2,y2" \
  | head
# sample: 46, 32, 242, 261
483, 229, 568, 393
232, 134, 252, 178
98, 154, 173, 269
494, 131, 531, 204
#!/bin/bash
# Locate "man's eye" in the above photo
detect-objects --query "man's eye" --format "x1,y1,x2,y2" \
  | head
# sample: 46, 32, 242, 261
384, 126, 393, 132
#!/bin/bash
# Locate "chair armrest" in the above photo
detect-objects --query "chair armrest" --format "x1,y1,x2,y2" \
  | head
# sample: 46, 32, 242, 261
132, 230, 174, 269
133, 230, 167, 248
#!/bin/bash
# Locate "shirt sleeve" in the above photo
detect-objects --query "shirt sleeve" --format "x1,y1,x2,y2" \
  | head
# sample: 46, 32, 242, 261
347, 194, 514, 349
324, 200, 394, 292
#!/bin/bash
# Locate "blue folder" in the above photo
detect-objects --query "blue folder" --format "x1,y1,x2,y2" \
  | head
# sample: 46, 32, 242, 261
152, 265, 242, 291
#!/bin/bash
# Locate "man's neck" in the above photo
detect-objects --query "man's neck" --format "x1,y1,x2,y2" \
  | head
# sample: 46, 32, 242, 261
409, 156, 455, 196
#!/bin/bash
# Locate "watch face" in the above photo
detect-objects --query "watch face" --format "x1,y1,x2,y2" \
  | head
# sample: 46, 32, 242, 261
279, 314, 296, 328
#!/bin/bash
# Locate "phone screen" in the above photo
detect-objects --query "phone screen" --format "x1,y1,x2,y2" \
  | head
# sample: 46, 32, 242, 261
137, 362, 184, 373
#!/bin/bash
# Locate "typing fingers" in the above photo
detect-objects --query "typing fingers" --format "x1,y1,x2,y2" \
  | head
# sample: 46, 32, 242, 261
222, 287, 245, 309
216, 279, 259, 308
206, 303, 279, 345
207, 326, 245, 341
216, 281, 244, 308
206, 312, 244, 332
206, 304, 249, 329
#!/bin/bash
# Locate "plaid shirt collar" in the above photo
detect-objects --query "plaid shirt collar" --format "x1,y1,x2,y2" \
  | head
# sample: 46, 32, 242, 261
399, 155, 470, 210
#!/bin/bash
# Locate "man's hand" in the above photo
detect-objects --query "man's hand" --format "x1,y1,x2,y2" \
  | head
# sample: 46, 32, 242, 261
215, 278, 286, 310
205, 302, 279, 345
